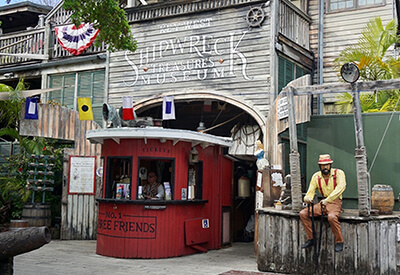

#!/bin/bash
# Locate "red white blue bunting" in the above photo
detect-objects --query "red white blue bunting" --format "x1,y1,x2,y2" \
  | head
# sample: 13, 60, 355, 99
55, 23, 100, 56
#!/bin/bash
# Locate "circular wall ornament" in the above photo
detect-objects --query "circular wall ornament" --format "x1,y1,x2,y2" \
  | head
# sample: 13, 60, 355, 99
246, 7, 265, 27
340, 63, 360, 83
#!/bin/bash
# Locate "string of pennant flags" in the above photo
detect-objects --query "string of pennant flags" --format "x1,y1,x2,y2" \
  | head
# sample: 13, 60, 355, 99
25, 96, 176, 122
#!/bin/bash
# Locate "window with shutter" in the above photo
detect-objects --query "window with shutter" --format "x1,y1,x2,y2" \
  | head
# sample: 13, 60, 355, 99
278, 56, 310, 94
48, 70, 105, 125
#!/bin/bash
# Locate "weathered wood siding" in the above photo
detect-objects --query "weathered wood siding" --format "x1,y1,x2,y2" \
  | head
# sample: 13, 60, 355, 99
19, 103, 102, 240
257, 208, 400, 274
309, 0, 394, 103
108, 2, 272, 117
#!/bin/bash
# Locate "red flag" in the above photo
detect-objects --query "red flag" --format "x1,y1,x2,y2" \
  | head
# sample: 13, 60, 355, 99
122, 96, 135, 120
204, 100, 212, 112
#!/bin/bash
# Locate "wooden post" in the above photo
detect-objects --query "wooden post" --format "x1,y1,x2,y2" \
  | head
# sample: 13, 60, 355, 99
352, 83, 370, 216
262, 167, 272, 207
61, 148, 74, 240
287, 86, 302, 212
43, 19, 52, 60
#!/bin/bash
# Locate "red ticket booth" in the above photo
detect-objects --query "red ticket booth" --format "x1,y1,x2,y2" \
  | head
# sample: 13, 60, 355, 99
87, 127, 233, 258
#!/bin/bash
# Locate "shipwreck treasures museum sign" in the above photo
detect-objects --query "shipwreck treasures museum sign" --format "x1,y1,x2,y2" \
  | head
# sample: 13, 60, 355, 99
123, 27, 253, 86
109, 7, 271, 113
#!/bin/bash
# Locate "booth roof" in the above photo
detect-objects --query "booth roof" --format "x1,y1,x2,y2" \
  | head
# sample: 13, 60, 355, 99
86, 127, 233, 148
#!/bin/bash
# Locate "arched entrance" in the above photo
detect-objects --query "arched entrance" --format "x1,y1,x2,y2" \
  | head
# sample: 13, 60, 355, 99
133, 90, 267, 245
133, 90, 266, 138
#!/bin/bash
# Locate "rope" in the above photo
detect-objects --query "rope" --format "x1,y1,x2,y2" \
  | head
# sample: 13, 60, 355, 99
368, 95, 400, 173
202, 112, 245, 133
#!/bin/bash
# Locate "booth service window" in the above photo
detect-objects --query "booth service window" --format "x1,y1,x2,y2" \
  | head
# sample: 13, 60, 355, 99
137, 158, 174, 200
105, 156, 132, 199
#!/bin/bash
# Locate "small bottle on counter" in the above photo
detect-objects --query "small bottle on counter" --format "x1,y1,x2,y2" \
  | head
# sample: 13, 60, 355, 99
116, 185, 123, 199
138, 185, 144, 199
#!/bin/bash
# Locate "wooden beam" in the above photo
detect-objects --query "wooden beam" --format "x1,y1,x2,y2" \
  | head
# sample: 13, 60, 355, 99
293, 78, 400, 95
0, 87, 63, 101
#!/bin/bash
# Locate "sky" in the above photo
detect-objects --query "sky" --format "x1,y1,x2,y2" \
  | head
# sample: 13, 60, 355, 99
0, 0, 30, 6
0, 0, 60, 7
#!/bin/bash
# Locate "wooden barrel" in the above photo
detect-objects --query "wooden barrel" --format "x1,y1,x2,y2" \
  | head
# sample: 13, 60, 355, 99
9, 220, 29, 231
21, 203, 51, 227
371, 184, 394, 215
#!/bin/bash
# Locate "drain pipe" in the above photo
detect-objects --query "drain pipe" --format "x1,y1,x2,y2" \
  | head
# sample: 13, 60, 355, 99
317, 0, 324, 114
103, 50, 110, 129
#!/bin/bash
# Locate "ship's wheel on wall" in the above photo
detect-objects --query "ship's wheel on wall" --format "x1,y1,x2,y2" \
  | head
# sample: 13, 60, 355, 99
246, 7, 265, 27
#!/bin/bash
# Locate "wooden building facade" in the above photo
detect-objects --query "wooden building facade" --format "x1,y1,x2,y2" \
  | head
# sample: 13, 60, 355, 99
1, 0, 313, 242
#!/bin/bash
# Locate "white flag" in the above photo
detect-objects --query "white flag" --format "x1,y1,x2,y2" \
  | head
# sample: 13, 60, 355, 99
162, 96, 175, 120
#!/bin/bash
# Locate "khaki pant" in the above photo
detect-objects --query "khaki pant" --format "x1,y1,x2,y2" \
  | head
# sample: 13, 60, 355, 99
299, 198, 343, 243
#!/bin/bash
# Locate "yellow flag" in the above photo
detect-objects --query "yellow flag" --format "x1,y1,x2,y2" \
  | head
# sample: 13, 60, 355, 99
77, 97, 93, 120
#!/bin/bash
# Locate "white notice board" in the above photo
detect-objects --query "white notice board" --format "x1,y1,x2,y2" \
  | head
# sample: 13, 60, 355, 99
68, 156, 96, 195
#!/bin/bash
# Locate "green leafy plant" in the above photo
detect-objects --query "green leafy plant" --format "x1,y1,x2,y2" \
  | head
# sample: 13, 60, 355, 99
334, 17, 400, 113
0, 81, 69, 220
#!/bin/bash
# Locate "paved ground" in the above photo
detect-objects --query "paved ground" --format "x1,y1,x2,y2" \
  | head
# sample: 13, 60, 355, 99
14, 240, 279, 275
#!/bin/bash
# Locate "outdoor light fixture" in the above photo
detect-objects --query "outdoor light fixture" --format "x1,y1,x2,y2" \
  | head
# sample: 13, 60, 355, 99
197, 121, 206, 132
340, 62, 360, 83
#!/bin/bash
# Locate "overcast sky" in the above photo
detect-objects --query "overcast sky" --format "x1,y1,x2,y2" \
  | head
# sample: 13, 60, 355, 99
0, 0, 60, 7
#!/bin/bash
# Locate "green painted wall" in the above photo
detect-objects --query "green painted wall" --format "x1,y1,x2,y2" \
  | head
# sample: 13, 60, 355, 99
306, 112, 400, 210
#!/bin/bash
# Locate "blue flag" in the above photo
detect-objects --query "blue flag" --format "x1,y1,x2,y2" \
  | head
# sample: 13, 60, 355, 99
162, 96, 175, 120
25, 98, 38, 120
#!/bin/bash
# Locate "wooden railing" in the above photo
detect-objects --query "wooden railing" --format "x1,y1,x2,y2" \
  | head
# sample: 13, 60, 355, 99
0, 1, 106, 67
279, 0, 311, 49
0, 28, 46, 65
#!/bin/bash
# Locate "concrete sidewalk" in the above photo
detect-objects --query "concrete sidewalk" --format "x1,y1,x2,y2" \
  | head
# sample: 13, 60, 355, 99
14, 240, 277, 275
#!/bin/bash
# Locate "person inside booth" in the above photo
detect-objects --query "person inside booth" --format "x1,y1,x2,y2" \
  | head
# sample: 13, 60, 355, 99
143, 172, 165, 200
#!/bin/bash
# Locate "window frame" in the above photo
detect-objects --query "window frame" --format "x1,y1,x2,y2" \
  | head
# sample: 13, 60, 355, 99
48, 70, 105, 125
278, 55, 310, 93
137, 157, 175, 200
327, 0, 385, 13
105, 156, 133, 199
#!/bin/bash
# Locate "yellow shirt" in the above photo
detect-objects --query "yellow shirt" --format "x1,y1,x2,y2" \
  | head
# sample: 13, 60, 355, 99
304, 168, 346, 203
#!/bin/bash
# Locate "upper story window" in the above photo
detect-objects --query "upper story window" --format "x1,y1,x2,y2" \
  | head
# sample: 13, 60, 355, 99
48, 70, 105, 125
278, 55, 309, 93
328, 0, 384, 12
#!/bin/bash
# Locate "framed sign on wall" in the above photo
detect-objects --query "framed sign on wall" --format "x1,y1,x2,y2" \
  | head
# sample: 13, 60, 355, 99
68, 156, 96, 195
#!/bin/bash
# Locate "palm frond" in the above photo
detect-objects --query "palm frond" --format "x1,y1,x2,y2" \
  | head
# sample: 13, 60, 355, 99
334, 92, 354, 114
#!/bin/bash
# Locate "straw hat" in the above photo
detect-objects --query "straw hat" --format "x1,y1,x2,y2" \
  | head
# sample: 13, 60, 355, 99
318, 154, 333, 164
